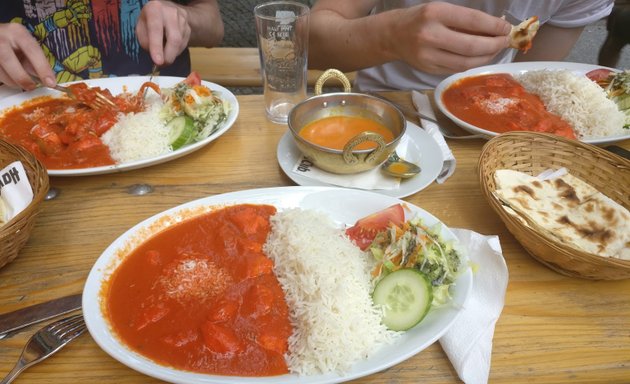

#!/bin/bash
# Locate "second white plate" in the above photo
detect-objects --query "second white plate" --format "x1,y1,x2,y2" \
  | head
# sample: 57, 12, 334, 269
276, 121, 444, 198
434, 61, 630, 145
0, 76, 239, 176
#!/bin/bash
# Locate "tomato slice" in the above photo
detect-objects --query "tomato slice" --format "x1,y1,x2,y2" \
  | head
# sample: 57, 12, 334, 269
183, 71, 202, 86
586, 69, 613, 83
345, 204, 405, 250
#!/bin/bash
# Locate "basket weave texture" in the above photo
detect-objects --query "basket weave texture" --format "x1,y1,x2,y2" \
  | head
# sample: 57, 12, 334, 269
0, 139, 49, 269
478, 132, 630, 280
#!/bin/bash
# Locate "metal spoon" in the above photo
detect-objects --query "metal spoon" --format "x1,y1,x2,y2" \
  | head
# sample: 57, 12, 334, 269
381, 152, 421, 179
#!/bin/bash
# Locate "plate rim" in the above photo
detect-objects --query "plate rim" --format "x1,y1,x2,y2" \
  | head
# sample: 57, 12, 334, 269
0, 76, 239, 176
276, 122, 444, 198
434, 61, 630, 146
82, 186, 473, 384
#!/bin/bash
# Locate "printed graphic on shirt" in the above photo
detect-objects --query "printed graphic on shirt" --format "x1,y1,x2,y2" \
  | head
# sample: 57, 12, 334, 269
5, 0, 189, 81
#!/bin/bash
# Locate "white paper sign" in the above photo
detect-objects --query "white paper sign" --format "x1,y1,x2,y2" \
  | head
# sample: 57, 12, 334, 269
0, 161, 34, 223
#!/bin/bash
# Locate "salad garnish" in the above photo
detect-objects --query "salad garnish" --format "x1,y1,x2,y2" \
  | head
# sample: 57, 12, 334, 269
368, 217, 462, 307
160, 72, 230, 148
587, 69, 630, 128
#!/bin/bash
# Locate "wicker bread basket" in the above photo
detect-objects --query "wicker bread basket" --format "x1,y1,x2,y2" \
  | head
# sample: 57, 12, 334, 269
478, 132, 630, 280
0, 139, 49, 269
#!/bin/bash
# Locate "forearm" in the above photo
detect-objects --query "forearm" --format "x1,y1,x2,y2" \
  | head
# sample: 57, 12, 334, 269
309, 8, 400, 71
309, 2, 511, 75
184, 0, 224, 47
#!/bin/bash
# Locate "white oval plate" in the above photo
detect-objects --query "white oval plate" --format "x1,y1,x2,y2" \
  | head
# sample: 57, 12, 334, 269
83, 186, 473, 384
0, 76, 239, 176
434, 61, 630, 145
276, 122, 444, 198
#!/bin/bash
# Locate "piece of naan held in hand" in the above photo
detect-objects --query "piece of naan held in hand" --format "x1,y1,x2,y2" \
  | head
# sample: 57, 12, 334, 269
509, 16, 539, 52
493, 169, 630, 260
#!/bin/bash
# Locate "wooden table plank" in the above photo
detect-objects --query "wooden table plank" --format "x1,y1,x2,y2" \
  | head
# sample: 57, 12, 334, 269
190, 47, 356, 87
0, 93, 629, 383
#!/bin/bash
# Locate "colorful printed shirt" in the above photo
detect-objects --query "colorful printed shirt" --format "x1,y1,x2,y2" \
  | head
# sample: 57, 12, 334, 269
1, 0, 191, 82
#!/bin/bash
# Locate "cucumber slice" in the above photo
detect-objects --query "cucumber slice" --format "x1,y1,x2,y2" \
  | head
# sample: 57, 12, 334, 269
167, 116, 195, 149
372, 268, 433, 331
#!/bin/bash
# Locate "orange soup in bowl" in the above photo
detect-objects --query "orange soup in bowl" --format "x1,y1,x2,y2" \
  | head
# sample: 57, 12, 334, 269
298, 115, 395, 150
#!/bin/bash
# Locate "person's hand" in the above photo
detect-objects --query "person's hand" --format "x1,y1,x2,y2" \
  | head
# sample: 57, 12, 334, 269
391, 2, 511, 74
136, 0, 192, 66
0, 22, 56, 90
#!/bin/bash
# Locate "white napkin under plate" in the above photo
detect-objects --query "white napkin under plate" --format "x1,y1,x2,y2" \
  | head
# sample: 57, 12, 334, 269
0, 161, 34, 223
411, 91, 456, 183
441, 229, 509, 384
290, 135, 415, 190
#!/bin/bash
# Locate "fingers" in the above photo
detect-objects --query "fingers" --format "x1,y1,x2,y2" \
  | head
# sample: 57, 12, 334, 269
428, 23, 510, 57
0, 23, 55, 90
396, 3, 512, 75
137, 1, 191, 66
436, 3, 511, 38
162, 7, 190, 64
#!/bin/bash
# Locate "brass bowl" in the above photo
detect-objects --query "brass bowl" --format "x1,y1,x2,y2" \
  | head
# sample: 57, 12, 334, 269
287, 69, 406, 174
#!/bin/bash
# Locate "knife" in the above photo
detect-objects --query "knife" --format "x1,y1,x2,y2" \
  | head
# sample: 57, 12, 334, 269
0, 293, 82, 339
604, 145, 630, 160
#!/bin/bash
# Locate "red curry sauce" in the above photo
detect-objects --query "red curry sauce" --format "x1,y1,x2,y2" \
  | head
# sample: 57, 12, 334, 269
0, 84, 145, 169
105, 204, 293, 376
441, 73, 576, 139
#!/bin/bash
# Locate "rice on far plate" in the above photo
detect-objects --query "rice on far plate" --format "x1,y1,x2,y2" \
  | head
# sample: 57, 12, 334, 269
516, 69, 629, 140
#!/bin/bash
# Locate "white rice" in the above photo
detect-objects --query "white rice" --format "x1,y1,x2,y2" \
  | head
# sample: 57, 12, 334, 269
101, 95, 171, 163
263, 208, 399, 376
516, 70, 626, 139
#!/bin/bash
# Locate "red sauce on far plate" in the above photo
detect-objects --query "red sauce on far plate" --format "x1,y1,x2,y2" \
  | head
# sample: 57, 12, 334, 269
105, 204, 293, 377
441, 73, 576, 139
0, 84, 144, 170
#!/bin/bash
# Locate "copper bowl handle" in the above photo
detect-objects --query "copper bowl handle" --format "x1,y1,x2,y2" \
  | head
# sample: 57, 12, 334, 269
314, 69, 352, 95
342, 132, 386, 165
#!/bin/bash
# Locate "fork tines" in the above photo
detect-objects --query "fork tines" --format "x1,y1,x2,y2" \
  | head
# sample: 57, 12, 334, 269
43, 313, 86, 342
94, 92, 118, 109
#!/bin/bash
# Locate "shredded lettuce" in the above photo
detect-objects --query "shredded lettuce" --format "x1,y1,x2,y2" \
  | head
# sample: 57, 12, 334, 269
599, 70, 630, 129
160, 82, 230, 143
368, 217, 463, 306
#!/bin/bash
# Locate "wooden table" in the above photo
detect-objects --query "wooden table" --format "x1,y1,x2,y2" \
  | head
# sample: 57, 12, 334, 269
189, 47, 356, 87
0, 92, 629, 383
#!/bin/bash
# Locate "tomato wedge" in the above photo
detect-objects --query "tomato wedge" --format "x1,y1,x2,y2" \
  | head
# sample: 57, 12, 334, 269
586, 68, 613, 83
183, 71, 202, 86
345, 204, 405, 250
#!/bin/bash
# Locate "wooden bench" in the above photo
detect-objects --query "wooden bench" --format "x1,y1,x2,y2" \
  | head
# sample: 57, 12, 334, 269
190, 47, 355, 88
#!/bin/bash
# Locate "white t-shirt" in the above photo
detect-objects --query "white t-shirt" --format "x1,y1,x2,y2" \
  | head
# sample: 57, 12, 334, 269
354, 0, 614, 91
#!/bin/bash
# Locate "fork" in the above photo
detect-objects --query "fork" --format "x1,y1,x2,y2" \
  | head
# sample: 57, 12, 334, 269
0, 314, 87, 384
30, 75, 116, 110
143, 64, 159, 100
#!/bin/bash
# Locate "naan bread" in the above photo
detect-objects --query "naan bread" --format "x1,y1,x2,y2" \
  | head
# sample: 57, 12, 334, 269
509, 16, 540, 53
494, 169, 630, 259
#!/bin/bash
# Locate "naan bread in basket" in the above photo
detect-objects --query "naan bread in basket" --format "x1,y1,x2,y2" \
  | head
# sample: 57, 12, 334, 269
493, 169, 630, 260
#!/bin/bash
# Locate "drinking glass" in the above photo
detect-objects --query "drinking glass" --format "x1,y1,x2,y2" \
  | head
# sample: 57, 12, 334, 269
254, 1, 310, 124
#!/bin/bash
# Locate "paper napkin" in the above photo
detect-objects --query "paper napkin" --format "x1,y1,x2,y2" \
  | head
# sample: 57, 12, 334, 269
411, 91, 456, 183
441, 229, 509, 384
290, 135, 416, 190
0, 161, 34, 224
